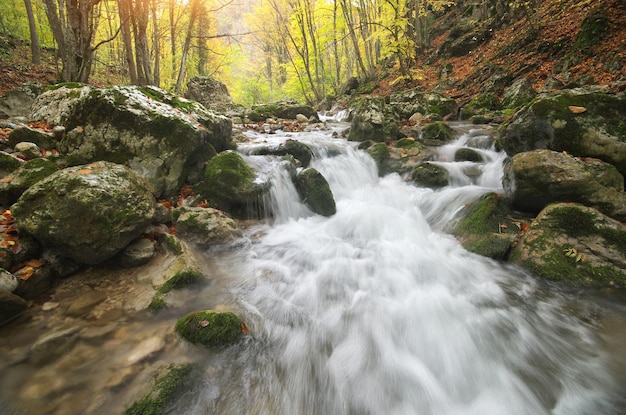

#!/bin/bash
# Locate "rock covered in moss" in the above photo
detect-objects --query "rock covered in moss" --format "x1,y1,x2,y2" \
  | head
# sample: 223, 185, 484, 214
503, 149, 626, 221
388, 89, 457, 119
295, 168, 336, 216
8, 126, 56, 150
254, 139, 314, 168
0, 288, 28, 325
125, 364, 194, 415
348, 96, 398, 143
499, 87, 626, 176
510, 203, 626, 286
412, 162, 449, 188
148, 269, 206, 313
248, 100, 318, 121
29, 84, 232, 198
454, 148, 483, 162
173, 206, 241, 246
196, 151, 264, 218
175, 310, 245, 348
0, 158, 58, 204
421, 121, 455, 142
12, 161, 155, 265
185, 76, 239, 115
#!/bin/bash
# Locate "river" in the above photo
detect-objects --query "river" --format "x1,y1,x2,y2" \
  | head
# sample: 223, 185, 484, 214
1, 118, 625, 414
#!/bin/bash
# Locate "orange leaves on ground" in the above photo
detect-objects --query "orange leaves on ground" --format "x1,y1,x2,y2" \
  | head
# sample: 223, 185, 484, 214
28, 121, 51, 132
15, 266, 34, 281
78, 168, 92, 175
241, 321, 249, 334
568, 106, 587, 114
0, 176, 13, 183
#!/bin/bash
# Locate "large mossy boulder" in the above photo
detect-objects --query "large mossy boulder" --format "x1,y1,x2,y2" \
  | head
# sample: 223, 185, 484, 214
388, 89, 457, 119
196, 151, 264, 218
29, 84, 232, 198
348, 96, 398, 143
254, 139, 314, 168
510, 203, 626, 286
503, 149, 626, 221
421, 121, 455, 142
295, 168, 336, 216
499, 88, 626, 176
248, 100, 317, 121
12, 161, 155, 265
173, 206, 241, 246
175, 310, 245, 348
366, 140, 433, 177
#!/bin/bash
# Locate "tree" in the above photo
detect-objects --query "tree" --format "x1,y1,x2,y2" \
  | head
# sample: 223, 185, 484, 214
24, 0, 41, 64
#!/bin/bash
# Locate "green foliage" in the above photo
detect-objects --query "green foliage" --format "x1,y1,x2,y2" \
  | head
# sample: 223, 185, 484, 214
125, 364, 194, 415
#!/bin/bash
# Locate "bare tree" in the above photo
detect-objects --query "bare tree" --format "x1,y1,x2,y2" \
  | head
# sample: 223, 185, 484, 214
24, 0, 41, 64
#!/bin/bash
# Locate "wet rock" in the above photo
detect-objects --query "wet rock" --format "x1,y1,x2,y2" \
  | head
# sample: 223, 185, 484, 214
0, 268, 18, 292
454, 148, 483, 162
255, 139, 313, 168
248, 100, 318, 121
296, 114, 309, 123
0, 151, 24, 176
29, 84, 232, 198
65, 290, 108, 317
510, 203, 626, 286
30, 326, 80, 366
14, 265, 53, 300
175, 310, 245, 348
116, 238, 156, 268
0, 288, 28, 325
124, 364, 194, 415
13, 142, 41, 160
12, 161, 155, 265
295, 168, 336, 216
411, 162, 450, 188
348, 96, 398, 143
499, 87, 626, 176
124, 336, 165, 366
173, 206, 241, 246
196, 151, 265, 218
503, 149, 626, 221
421, 121, 455, 142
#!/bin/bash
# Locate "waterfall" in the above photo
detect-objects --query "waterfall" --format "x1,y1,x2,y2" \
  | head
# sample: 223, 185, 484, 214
182, 122, 625, 414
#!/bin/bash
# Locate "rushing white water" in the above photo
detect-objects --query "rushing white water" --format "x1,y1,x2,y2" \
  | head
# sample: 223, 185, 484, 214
184, 122, 625, 414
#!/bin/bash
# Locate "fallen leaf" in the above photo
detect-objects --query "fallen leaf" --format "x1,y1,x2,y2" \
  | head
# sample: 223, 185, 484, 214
0, 176, 13, 183
16, 266, 34, 281
78, 169, 92, 175
241, 322, 249, 334
25, 259, 44, 268
568, 106, 587, 114
199, 320, 209, 327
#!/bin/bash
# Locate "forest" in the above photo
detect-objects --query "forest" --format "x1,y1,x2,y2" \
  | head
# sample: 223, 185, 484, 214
0, 0, 556, 106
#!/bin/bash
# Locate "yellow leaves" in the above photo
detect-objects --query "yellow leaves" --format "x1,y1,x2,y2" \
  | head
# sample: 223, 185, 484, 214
16, 266, 34, 281
568, 105, 587, 114
564, 247, 588, 263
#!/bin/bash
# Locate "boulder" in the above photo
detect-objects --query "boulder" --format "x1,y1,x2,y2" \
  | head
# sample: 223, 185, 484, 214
503, 149, 626, 221
454, 148, 483, 162
499, 88, 626, 176
0, 83, 42, 119
348, 96, 398, 143
8, 126, 56, 150
295, 168, 336, 216
13, 142, 42, 159
510, 203, 626, 286
196, 151, 264, 218
0, 151, 24, 176
175, 310, 245, 348
388, 89, 457, 119
12, 161, 155, 265
0, 157, 59, 204
253, 139, 314, 168
501, 78, 537, 109
29, 84, 232, 198
411, 162, 450, 188
366, 140, 433, 177
421, 121, 455, 142
173, 206, 241, 246
125, 364, 194, 415
0, 289, 28, 325
0, 269, 18, 292
248, 100, 318, 121
115, 237, 156, 268
185, 76, 233, 108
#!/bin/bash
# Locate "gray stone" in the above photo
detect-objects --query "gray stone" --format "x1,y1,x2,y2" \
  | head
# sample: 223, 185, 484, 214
0, 269, 18, 292
116, 237, 156, 268
173, 206, 241, 246
0, 288, 28, 325
13, 142, 41, 160
0, 83, 41, 118
65, 290, 108, 317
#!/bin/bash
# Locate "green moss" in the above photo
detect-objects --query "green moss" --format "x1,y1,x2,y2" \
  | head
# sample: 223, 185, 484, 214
138, 86, 166, 102
366, 143, 389, 165
161, 234, 183, 255
463, 234, 513, 260
454, 148, 483, 162
159, 270, 204, 294
295, 168, 337, 216
549, 205, 596, 237
175, 310, 245, 348
147, 294, 166, 313
395, 138, 419, 149
125, 364, 194, 415
574, 9, 609, 53
422, 122, 454, 141
45, 82, 85, 91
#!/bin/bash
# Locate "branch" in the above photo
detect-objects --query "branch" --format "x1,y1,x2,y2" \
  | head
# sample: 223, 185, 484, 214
91, 20, 124, 51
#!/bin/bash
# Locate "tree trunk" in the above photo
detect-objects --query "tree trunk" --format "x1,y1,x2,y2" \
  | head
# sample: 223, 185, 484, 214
175, 0, 200, 93
118, 0, 138, 84
24, 0, 41, 64
152, 0, 160, 86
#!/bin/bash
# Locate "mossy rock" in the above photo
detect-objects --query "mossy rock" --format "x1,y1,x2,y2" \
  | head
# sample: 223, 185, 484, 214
411, 162, 449, 188
148, 270, 206, 313
250, 101, 317, 120
175, 310, 245, 348
421, 122, 454, 142
0, 151, 23, 175
574, 9, 609, 53
348, 96, 398, 143
510, 203, 626, 286
256, 139, 313, 168
0, 158, 58, 204
196, 151, 263, 218
454, 148, 483, 162
395, 137, 419, 149
125, 364, 194, 415
465, 93, 500, 115
453, 193, 528, 260
295, 168, 336, 216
